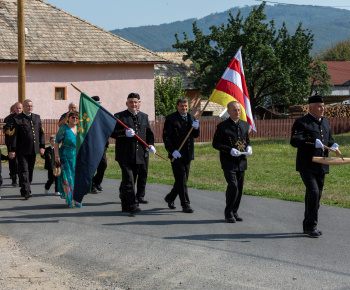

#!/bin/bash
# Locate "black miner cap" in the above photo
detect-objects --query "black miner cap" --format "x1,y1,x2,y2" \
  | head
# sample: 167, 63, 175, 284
92, 96, 100, 102
127, 93, 140, 100
308, 95, 324, 104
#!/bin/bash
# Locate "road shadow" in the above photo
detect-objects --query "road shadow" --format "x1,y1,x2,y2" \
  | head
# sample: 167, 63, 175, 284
164, 232, 306, 241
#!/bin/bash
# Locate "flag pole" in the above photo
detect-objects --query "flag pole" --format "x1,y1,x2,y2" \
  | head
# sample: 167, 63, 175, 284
171, 99, 211, 162
71, 84, 168, 161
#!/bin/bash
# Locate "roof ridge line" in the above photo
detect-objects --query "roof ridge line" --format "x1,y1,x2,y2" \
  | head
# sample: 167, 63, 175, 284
39, 0, 167, 62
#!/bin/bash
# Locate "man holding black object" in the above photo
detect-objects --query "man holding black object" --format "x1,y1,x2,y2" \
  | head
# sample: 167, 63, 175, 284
111, 93, 155, 214
163, 98, 200, 213
213, 101, 252, 223
290, 95, 338, 237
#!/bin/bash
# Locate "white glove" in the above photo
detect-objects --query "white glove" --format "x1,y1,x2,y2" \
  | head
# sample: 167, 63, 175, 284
230, 148, 241, 157
172, 150, 182, 159
192, 120, 199, 130
147, 145, 156, 154
315, 139, 324, 150
246, 145, 252, 156
330, 143, 339, 151
125, 128, 135, 137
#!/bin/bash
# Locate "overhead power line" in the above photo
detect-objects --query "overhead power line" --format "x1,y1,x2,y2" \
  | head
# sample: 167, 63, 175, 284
254, 0, 350, 8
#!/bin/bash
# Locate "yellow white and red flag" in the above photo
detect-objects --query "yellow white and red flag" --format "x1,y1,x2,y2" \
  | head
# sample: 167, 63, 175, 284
209, 47, 256, 131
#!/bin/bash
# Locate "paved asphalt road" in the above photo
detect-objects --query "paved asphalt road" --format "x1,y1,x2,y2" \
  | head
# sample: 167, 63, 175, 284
0, 166, 349, 289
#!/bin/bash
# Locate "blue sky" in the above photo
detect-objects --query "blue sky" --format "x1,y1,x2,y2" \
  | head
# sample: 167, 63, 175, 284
45, 0, 350, 30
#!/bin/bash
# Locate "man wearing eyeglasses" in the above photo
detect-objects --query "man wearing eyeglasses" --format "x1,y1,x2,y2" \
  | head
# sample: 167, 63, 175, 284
8, 99, 45, 200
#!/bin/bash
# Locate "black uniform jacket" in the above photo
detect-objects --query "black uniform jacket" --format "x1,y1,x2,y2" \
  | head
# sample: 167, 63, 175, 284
3, 113, 15, 147
213, 118, 251, 171
9, 112, 45, 155
162, 111, 200, 161
41, 146, 55, 170
111, 110, 154, 165
290, 113, 335, 175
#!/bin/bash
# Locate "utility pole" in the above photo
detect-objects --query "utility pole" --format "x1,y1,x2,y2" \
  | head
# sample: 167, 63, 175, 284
17, 0, 25, 103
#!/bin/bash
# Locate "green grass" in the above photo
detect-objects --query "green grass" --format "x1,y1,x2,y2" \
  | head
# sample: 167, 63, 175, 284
106, 134, 350, 208
3, 134, 349, 208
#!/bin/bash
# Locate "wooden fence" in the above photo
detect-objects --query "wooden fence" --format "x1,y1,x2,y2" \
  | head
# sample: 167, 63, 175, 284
1, 118, 350, 145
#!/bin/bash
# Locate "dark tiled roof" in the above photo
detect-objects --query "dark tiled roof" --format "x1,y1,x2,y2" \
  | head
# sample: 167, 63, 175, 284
0, 0, 166, 63
322, 61, 350, 86
155, 52, 198, 90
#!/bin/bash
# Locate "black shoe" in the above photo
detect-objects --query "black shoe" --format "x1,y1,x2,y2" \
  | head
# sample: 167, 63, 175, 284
304, 230, 320, 237
137, 197, 149, 204
90, 186, 98, 194
128, 206, 142, 214
304, 229, 323, 236
164, 197, 176, 209
24, 193, 32, 200
233, 214, 243, 222
12, 178, 17, 187
182, 206, 194, 213
96, 185, 103, 191
121, 203, 128, 212
225, 217, 236, 223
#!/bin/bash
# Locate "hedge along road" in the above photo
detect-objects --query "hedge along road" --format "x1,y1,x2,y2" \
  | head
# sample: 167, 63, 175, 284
0, 166, 350, 289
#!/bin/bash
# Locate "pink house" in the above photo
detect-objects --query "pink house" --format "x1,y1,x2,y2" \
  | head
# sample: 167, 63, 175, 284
0, 0, 167, 121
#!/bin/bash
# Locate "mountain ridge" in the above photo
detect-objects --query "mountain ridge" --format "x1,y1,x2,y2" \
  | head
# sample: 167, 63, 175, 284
110, 4, 350, 54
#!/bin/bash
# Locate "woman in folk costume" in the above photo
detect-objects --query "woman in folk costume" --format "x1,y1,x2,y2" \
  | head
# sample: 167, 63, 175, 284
54, 111, 81, 207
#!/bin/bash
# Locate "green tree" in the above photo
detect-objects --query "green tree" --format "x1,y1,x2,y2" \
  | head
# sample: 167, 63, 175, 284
173, 2, 314, 111
154, 74, 186, 116
319, 39, 350, 61
310, 59, 333, 96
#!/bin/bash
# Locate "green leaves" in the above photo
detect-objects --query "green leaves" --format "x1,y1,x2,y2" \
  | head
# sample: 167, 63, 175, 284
310, 59, 333, 96
154, 74, 186, 116
318, 39, 350, 61
173, 2, 316, 112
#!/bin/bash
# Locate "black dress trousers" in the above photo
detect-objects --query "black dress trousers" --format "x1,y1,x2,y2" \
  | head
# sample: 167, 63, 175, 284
300, 171, 325, 231
136, 157, 149, 199
17, 154, 36, 196
165, 158, 191, 207
223, 169, 245, 219
45, 170, 58, 192
119, 163, 142, 209
93, 149, 107, 187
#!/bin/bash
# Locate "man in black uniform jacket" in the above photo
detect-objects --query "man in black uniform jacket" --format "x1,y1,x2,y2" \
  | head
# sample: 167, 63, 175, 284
135, 97, 150, 204
9, 99, 45, 199
290, 95, 338, 237
163, 98, 200, 213
90, 96, 108, 193
3, 102, 23, 186
213, 101, 252, 223
111, 93, 156, 214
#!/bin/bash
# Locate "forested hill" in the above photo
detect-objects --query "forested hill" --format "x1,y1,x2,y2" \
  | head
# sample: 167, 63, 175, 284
110, 4, 350, 54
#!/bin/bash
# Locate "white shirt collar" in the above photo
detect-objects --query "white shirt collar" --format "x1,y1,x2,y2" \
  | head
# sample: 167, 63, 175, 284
308, 112, 321, 122
128, 109, 138, 116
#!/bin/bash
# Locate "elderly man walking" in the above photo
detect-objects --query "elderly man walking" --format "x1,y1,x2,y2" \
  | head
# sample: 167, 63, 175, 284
290, 95, 339, 237
9, 99, 45, 199
213, 101, 252, 223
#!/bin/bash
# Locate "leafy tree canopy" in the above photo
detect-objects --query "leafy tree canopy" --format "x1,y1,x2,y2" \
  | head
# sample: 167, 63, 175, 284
154, 74, 186, 116
173, 2, 315, 110
310, 59, 333, 96
318, 39, 350, 61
